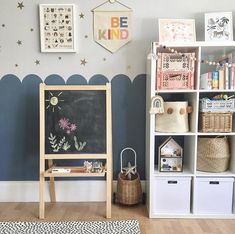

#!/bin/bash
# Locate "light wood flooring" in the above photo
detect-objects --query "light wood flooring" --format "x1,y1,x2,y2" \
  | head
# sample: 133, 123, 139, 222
0, 202, 235, 234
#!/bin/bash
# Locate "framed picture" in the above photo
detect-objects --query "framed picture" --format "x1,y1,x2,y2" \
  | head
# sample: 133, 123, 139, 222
39, 4, 77, 52
205, 12, 233, 41
158, 19, 196, 43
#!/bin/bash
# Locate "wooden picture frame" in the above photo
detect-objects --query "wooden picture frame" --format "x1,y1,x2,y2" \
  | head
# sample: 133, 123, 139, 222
159, 19, 196, 43
205, 12, 233, 41
39, 4, 77, 52
39, 83, 112, 219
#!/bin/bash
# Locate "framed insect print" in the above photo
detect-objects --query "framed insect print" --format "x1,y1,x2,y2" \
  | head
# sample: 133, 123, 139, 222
39, 4, 77, 52
205, 12, 233, 41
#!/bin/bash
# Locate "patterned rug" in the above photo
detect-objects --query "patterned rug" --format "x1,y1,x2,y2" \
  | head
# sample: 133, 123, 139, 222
0, 219, 140, 234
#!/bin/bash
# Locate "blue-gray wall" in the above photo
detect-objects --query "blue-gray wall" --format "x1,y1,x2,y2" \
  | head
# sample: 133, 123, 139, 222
0, 74, 146, 180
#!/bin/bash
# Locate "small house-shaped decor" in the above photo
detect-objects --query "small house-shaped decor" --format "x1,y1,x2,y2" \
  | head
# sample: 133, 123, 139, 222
159, 137, 183, 172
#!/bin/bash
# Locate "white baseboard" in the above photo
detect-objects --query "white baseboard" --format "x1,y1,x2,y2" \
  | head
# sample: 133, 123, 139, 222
0, 181, 145, 202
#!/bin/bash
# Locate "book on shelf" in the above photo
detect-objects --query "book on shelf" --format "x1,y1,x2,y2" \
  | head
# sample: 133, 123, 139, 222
212, 71, 219, 90
51, 168, 71, 173
200, 72, 212, 90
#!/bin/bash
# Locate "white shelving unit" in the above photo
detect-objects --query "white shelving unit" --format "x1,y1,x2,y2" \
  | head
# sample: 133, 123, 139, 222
146, 41, 235, 219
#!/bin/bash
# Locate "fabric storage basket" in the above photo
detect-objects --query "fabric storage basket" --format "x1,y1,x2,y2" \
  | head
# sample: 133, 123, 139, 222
155, 101, 191, 132
197, 137, 230, 172
199, 112, 233, 132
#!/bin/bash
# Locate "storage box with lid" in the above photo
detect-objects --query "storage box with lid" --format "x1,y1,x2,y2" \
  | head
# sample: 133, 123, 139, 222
153, 177, 191, 214
156, 52, 195, 90
193, 177, 234, 214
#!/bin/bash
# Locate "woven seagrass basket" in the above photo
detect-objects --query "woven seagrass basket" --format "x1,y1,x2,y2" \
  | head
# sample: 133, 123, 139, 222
117, 173, 142, 205
116, 148, 142, 205
197, 137, 230, 172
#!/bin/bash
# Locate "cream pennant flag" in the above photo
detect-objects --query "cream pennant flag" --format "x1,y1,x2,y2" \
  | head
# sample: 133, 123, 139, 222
92, 0, 132, 53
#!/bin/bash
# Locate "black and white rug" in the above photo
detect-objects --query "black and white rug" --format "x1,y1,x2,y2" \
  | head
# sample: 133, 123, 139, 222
0, 220, 140, 234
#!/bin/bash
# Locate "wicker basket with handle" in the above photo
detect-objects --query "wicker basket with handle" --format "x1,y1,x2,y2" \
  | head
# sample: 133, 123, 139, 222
197, 137, 230, 172
116, 148, 142, 205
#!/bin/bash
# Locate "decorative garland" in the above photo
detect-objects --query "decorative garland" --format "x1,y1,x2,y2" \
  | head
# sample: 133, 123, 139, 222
151, 44, 234, 68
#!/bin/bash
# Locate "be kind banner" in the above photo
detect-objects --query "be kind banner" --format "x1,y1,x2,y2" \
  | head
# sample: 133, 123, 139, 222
93, 7, 132, 53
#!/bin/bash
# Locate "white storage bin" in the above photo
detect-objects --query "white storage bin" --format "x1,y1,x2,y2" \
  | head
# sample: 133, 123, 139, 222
194, 177, 234, 214
233, 182, 235, 214
153, 177, 191, 214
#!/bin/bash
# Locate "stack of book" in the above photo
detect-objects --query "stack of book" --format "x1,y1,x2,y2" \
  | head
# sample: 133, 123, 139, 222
200, 54, 235, 90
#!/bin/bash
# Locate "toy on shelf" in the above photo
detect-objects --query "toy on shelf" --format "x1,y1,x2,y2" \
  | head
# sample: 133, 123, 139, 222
159, 137, 183, 172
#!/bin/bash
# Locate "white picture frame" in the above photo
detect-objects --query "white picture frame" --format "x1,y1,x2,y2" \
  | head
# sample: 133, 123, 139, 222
158, 19, 196, 43
205, 12, 233, 41
39, 4, 77, 53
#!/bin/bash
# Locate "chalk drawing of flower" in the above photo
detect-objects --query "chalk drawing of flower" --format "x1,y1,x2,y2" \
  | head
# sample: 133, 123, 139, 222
70, 123, 77, 132
59, 118, 70, 130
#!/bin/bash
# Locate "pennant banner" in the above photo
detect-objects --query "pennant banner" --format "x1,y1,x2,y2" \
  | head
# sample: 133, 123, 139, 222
93, 9, 132, 53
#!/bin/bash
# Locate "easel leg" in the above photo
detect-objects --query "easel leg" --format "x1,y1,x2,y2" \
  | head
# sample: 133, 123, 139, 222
106, 157, 112, 218
39, 174, 45, 219
48, 159, 56, 202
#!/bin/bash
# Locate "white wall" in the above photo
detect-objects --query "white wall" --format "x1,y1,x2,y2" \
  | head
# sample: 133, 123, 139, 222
0, 0, 235, 81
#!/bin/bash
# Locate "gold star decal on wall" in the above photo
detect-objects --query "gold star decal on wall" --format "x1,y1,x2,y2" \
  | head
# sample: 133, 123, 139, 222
35, 60, 40, 65
79, 13, 85, 19
80, 59, 87, 66
17, 2, 24, 10
17, 40, 22, 46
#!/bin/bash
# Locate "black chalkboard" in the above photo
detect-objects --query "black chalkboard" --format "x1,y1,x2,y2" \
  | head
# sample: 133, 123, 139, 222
45, 90, 106, 154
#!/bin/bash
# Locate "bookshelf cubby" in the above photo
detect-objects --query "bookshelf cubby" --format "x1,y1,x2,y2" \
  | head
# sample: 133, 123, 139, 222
146, 41, 235, 218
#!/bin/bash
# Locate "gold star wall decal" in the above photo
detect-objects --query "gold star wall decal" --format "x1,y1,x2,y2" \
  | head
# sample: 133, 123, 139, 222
17, 2, 24, 10
35, 60, 40, 65
17, 40, 22, 46
80, 59, 87, 66
79, 13, 85, 19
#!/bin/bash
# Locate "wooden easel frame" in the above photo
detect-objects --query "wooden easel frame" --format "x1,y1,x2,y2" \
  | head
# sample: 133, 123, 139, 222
39, 83, 112, 219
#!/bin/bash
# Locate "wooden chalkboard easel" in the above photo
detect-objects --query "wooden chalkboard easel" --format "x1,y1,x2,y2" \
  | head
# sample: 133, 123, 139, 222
39, 83, 112, 219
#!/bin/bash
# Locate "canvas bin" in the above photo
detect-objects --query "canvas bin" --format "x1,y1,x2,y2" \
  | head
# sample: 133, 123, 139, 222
116, 147, 142, 205
155, 101, 192, 132
197, 137, 230, 172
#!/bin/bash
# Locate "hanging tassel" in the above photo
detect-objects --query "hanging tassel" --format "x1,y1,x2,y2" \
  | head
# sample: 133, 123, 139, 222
149, 95, 164, 114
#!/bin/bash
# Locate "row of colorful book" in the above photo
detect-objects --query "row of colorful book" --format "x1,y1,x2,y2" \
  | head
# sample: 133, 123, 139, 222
200, 52, 235, 90
200, 65, 235, 90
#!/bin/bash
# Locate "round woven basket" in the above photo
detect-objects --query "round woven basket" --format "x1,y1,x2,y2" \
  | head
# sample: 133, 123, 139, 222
197, 137, 230, 172
116, 172, 142, 205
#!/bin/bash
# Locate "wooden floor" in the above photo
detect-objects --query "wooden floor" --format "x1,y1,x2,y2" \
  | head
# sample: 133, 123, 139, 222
0, 202, 235, 234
